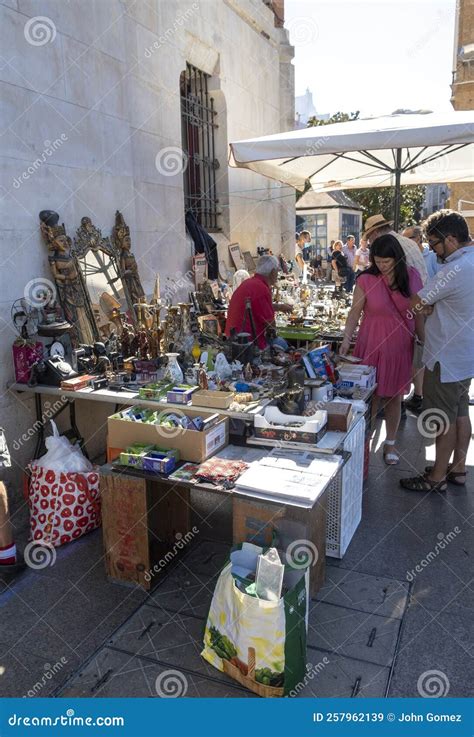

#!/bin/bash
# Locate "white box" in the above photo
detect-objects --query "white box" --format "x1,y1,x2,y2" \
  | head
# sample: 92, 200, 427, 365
326, 416, 365, 558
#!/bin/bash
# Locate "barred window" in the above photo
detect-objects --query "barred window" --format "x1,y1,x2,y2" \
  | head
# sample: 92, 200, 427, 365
180, 63, 220, 231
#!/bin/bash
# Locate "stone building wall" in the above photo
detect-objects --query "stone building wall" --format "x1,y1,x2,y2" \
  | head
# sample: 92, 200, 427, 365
0, 0, 294, 500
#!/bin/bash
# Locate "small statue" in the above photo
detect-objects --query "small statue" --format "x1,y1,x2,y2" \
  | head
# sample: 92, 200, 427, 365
39, 214, 98, 347
112, 211, 144, 320
198, 366, 208, 390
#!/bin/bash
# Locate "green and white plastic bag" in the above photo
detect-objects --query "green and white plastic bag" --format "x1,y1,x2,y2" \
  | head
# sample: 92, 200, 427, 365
201, 542, 309, 696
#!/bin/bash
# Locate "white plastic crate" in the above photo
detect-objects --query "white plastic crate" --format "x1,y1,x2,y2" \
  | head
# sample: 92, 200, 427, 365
326, 416, 365, 558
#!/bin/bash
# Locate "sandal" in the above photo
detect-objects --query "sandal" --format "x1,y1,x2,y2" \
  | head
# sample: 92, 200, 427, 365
383, 444, 399, 466
400, 475, 447, 492
424, 465, 467, 486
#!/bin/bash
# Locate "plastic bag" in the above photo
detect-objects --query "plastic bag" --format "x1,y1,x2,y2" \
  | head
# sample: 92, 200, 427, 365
214, 352, 232, 380
36, 421, 92, 472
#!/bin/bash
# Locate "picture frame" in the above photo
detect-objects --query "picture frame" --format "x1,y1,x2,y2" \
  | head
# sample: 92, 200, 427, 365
193, 254, 208, 288
243, 251, 256, 273
228, 243, 246, 270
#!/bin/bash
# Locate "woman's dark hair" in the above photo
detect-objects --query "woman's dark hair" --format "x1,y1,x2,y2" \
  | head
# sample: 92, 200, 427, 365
364, 234, 410, 297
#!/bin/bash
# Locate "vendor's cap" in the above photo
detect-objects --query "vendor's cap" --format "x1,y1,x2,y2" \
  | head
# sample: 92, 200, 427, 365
363, 214, 393, 238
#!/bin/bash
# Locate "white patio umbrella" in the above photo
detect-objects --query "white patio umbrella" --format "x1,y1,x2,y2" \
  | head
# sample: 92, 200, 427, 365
229, 111, 474, 228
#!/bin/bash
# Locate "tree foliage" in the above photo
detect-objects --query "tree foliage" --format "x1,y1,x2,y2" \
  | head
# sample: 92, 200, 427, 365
305, 112, 425, 225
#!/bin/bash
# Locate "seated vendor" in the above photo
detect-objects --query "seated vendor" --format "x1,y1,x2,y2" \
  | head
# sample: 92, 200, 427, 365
225, 255, 292, 349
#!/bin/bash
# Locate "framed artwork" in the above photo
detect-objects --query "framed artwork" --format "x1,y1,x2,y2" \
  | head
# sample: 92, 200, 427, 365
228, 243, 246, 270
193, 254, 208, 288
243, 251, 256, 273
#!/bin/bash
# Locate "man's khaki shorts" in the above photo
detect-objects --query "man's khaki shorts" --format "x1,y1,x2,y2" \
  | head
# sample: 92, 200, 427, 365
423, 363, 471, 424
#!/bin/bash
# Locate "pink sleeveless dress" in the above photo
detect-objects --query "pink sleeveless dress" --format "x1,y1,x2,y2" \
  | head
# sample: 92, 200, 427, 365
353, 267, 423, 397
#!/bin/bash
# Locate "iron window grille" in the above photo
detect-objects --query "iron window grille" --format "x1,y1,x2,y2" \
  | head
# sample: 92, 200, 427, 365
180, 63, 220, 231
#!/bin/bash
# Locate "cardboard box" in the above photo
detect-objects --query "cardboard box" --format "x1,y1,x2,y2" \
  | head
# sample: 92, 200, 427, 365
319, 402, 353, 432
338, 365, 376, 389
254, 406, 327, 445
107, 407, 229, 463
166, 386, 198, 404
192, 390, 235, 409
142, 451, 176, 475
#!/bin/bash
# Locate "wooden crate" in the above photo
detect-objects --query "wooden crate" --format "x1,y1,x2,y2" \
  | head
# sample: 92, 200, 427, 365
100, 464, 191, 590
232, 490, 327, 598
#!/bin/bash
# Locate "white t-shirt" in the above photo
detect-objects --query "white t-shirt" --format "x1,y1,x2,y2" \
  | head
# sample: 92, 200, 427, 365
418, 245, 474, 382
355, 246, 370, 271
294, 243, 304, 277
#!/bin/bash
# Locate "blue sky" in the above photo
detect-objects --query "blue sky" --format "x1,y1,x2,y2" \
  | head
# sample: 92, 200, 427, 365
286, 0, 457, 117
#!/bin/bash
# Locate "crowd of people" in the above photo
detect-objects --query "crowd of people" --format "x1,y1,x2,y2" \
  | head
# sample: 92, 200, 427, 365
303, 209, 473, 489
229, 208, 473, 492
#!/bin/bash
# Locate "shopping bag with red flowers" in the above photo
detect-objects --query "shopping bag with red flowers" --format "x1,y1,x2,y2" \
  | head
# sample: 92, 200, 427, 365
28, 466, 101, 547
27, 421, 101, 547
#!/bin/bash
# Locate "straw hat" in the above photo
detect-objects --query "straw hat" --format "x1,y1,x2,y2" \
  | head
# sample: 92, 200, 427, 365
363, 214, 393, 238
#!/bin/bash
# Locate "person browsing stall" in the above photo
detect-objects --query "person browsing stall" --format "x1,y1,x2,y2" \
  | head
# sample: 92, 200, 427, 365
294, 231, 311, 278
353, 237, 371, 273
403, 225, 439, 280
342, 234, 357, 291
225, 255, 292, 349
401, 210, 474, 493
364, 214, 428, 284
331, 240, 349, 293
340, 235, 425, 465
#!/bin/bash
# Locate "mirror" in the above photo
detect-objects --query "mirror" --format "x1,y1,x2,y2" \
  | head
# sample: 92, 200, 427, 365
74, 215, 137, 338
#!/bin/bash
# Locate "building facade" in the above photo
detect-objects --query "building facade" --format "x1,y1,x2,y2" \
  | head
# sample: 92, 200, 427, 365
296, 190, 363, 257
449, 0, 474, 231
0, 0, 294, 492
422, 184, 449, 219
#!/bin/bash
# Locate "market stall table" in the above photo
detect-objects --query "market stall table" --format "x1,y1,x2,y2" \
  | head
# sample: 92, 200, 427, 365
10, 382, 271, 457
99, 442, 335, 597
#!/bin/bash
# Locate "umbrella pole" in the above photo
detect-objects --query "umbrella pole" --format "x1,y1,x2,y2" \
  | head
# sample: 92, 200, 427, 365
393, 148, 402, 231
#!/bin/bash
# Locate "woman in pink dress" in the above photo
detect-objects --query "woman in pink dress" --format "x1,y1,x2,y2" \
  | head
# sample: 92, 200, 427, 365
340, 234, 425, 465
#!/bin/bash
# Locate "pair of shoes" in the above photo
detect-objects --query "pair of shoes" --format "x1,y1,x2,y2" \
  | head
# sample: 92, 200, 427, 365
425, 464, 467, 486
405, 395, 423, 414
400, 474, 447, 492
383, 444, 399, 465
